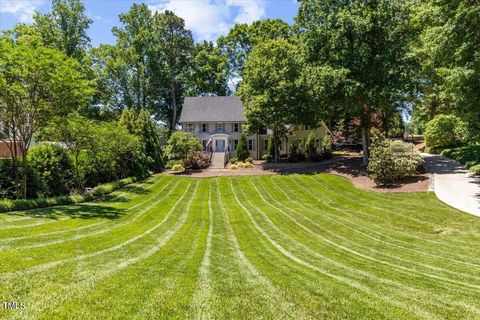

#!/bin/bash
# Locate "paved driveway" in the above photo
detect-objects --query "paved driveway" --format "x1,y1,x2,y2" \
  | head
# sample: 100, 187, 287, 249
422, 153, 480, 217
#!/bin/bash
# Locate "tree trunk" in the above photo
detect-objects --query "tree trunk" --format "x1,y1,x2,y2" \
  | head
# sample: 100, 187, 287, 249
273, 132, 279, 163
21, 154, 27, 199
361, 127, 370, 166
171, 69, 177, 132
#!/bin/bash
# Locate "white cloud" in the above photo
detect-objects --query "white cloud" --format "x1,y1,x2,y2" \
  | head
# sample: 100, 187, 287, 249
0, 0, 46, 23
149, 0, 266, 41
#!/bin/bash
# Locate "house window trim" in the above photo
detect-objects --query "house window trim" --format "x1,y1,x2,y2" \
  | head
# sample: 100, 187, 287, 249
202, 123, 208, 133
216, 123, 224, 133
248, 139, 253, 151
233, 123, 240, 133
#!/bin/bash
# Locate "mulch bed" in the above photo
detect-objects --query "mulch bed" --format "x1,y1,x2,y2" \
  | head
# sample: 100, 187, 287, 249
165, 155, 430, 193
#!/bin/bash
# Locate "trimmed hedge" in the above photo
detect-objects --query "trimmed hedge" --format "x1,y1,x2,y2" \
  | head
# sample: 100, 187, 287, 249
441, 145, 480, 168
0, 176, 140, 213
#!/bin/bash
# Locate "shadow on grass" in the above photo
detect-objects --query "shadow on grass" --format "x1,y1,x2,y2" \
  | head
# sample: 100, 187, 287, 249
18, 204, 127, 220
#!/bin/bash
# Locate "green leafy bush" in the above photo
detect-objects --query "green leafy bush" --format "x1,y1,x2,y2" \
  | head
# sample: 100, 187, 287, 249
0, 176, 139, 213
164, 131, 202, 164
305, 131, 317, 157
470, 164, 480, 175
245, 162, 253, 168
166, 159, 183, 169
441, 145, 480, 167
236, 133, 250, 161
230, 164, 238, 170
319, 136, 333, 160
27, 143, 74, 197
0, 194, 87, 213
92, 177, 138, 197
424, 114, 469, 149
228, 156, 238, 164
245, 157, 253, 164
368, 129, 423, 186
171, 164, 185, 172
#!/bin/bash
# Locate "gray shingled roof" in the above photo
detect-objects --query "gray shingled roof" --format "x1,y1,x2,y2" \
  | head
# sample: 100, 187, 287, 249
179, 96, 247, 122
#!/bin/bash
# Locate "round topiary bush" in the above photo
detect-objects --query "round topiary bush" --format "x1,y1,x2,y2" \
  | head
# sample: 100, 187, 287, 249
171, 164, 185, 172
424, 114, 468, 149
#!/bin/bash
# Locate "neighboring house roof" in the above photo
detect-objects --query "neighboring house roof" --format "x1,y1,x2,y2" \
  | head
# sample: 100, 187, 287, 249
180, 96, 247, 123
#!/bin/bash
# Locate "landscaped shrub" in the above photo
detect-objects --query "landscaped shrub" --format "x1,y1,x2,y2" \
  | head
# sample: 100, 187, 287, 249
0, 160, 19, 199
245, 157, 253, 164
305, 131, 317, 157
262, 137, 274, 161
441, 145, 480, 168
319, 136, 333, 160
171, 164, 185, 172
166, 159, 183, 169
27, 143, 74, 197
164, 131, 202, 164
244, 162, 253, 168
424, 114, 469, 149
186, 151, 211, 169
230, 164, 238, 170
389, 140, 423, 179
0, 176, 140, 213
228, 157, 238, 164
92, 176, 138, 197
236, 133, 250, 161
470, 164, 480, 175
0, 194, 88, 213
237, 162, 247, 168
368, 129, 423, 186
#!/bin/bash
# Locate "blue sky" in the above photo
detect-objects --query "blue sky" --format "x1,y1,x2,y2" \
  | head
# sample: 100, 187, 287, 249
0, 0, 299, 46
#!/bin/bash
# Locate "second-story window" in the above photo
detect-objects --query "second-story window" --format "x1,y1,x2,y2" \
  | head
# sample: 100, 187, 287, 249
202, 123, 208, 133
248, 139, 253, 151
216, 123, 224, 132
187, 123, 194, 132
233, 123, 239, 132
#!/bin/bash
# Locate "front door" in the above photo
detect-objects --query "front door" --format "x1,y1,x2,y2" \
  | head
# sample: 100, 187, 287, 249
215, 140, 225, 152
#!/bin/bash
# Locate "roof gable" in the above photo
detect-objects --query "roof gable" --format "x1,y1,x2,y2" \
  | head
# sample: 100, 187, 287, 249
179, 96, 247, 123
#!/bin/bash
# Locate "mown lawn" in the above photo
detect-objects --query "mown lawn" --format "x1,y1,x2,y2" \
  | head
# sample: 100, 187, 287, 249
1, 174, 480, 319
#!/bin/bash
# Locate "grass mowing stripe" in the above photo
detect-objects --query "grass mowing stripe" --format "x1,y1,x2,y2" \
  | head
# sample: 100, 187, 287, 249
17, 181, 201, 320
288, 175, 480, 258
227, 178, 433, 318
0, 181, 196, 278
261, 176, 480, 280
0, 177, 175, 241
251, 177, 480, 313
2, 174, 480, 319
189, 181, 214, 319
214, 179, 304, 319
0, 179, 181, 250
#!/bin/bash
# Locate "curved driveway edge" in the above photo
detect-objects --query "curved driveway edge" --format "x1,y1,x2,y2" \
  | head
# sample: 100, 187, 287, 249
422, 153, 480, 217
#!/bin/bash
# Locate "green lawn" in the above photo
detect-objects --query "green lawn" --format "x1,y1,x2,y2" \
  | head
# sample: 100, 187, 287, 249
1, 174, 480, 319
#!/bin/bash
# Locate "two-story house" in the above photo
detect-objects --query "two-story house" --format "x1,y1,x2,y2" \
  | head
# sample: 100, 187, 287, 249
179, 96, 330, 160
